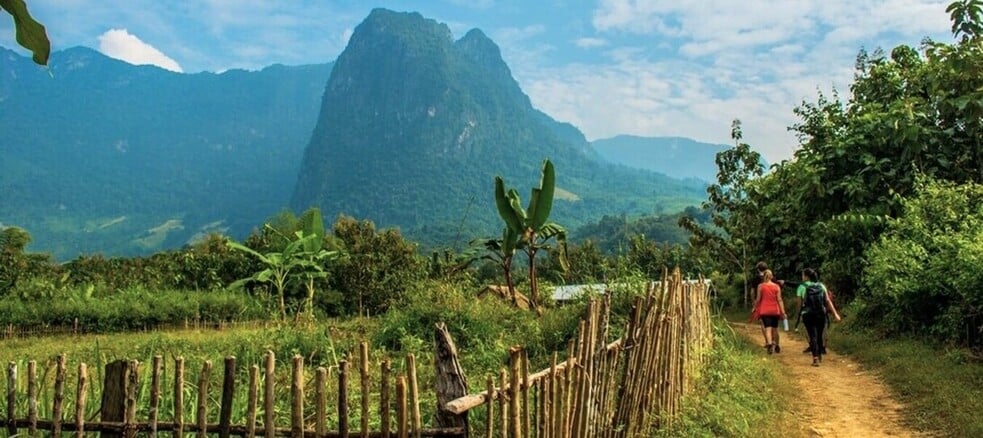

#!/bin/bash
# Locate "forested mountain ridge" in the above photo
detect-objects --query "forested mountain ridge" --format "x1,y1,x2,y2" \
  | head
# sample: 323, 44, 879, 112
591, 135, 730, 182
0, 46, 333, 259
291, 9, 706, 247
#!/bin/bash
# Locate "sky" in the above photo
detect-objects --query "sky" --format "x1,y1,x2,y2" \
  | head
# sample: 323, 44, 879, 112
0, 0, 956, 163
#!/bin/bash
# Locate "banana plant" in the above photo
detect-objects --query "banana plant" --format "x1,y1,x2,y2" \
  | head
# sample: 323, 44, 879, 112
494, 159, 568, 311
471, 226, 521, 305
1, 0, 49, 65
228, 224, 340, 321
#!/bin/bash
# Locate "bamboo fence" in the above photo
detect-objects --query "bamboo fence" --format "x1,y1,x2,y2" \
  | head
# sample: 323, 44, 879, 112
443, 268, 713, 438
1, 344, 466, 437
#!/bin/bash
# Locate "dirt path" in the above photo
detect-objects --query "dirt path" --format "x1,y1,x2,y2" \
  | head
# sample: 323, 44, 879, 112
733, 322, 930, 437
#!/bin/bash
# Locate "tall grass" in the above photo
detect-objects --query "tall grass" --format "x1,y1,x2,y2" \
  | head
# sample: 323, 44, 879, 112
657, 318, 802, 437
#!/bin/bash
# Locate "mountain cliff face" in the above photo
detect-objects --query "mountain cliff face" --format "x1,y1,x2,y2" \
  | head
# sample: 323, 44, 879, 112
292, 9, 705, 245
0, 47, 332, 259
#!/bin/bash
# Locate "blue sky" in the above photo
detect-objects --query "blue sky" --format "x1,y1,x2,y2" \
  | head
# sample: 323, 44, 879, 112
1, 0, 955, 162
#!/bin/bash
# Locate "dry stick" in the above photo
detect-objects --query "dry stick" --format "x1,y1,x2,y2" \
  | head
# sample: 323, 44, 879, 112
126, 359, 140, 438
507, 348, 520, 438
291, 355, 304, 438
406, 354, 421, 438
52, 354, 67, 436
360, 342, 370, 438
537, 378, 547, 438
174, 357, 185, 438
338, 360, 349, 438
315, 367, 327, 438
396, 376, 407, 438
75, 363, 88, 438
6, 362, 15, 436
220, 356, 237, 438
485, 376, 494, 438
151, 356, 163, 438
549, 354, 559, 438
498, 369, 507, 438
27, 360, 36, 436
380, 359, 392, 438
521, 349, 530, 438
197, 360, 212, 438
264, 351, 276, 438
247, 365, 259, 438
563, 343, 574, 438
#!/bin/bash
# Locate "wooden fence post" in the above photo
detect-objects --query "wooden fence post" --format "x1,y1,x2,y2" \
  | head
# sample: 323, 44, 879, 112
101, 359, 133, 438
7, 362, 16, 436
434, 323, 469, 435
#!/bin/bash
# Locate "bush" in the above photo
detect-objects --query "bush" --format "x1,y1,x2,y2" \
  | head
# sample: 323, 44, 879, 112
861, 178, 983, 346
0, 286, 267, 331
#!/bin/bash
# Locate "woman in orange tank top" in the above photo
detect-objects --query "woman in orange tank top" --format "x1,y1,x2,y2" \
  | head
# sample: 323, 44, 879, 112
753, 269, 786, 354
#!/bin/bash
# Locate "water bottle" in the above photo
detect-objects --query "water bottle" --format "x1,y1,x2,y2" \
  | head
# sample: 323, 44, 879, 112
782, 317, 789, 332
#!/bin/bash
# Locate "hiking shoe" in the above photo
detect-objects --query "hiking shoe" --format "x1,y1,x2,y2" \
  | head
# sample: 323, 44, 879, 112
774, 344, 781, 353
812, 358, 820, 367
767, 344, 774, 354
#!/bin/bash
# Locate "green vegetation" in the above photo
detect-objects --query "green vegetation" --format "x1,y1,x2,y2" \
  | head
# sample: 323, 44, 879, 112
684, 0, 983, 349
658, 320, 800, 438
830, 325, 983, 436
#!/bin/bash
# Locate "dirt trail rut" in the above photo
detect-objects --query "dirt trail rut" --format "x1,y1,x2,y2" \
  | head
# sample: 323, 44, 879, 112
733, 322, 931, 437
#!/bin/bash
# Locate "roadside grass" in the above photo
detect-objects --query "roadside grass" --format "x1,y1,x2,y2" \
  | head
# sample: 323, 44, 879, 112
658, 317, 802, 437
829, 326, 983, 437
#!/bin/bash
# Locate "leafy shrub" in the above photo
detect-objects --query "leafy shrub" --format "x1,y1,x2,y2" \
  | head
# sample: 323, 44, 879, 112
0, 286, 267, 331
861, 178, 983, 345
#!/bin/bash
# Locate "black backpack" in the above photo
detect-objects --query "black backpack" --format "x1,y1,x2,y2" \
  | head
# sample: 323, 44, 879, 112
802, 283, 827, 315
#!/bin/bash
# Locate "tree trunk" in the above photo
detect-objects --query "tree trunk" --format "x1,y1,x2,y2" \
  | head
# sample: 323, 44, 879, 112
502, 257, 517, 306
527, 248, 539, 311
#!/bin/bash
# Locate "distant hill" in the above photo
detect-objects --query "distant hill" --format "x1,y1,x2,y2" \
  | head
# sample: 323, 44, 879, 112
0, 46, 332, 259
291, 9, 707, 248
591, 135, 730, 182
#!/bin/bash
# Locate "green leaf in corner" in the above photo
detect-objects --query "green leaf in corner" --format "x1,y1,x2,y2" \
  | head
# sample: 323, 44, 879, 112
0, 0, 50, 65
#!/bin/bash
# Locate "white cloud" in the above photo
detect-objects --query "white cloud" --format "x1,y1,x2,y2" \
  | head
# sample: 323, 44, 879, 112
98, 28, 183, 72
508, 0, 952, 162
574, 37, 608, 48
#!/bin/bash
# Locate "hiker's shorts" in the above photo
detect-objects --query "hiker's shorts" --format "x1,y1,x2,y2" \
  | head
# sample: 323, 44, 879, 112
760, 316, 780, 328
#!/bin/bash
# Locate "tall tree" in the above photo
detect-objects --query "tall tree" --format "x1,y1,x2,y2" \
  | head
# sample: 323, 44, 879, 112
680, 120, 763, 307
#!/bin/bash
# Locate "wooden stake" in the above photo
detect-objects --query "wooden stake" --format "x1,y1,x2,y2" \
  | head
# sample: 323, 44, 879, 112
52, 354, 66, 436
6, 362, 14, 436
75, 363, 88, 438
381, 359, 392, 438
291, 355, 304, 438
151, 355, 162, 438
198, 360, 212, 438
407, 354, 421, 438
220, 356, 236, 438
339, 359, 349, 438
316, 367, 327, 438
264, 351, 275, 438
360, 342, 370, 438
396, 376, 407, 438
27, 360, 36, 436
174, 357, 185, 438
247, 365, 259, 438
